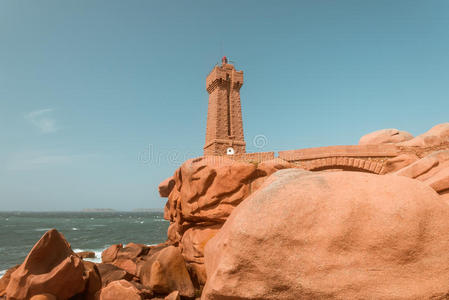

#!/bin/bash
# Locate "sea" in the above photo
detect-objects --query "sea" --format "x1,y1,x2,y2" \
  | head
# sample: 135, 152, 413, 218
0, 211, 169, 277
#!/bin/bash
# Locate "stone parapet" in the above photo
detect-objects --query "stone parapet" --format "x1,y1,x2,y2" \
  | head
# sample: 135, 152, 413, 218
226, 152, 275, 163
278, 144, 401, 161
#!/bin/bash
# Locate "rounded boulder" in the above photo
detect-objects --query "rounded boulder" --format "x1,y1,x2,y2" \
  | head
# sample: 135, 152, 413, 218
359, 128, 413, 145
203, 169, 449, 300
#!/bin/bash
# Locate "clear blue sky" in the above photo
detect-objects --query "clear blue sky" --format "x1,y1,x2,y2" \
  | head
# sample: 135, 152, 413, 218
1, 1, 448, 211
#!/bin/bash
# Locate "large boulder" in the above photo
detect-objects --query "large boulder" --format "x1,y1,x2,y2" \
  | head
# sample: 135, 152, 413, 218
101, 243, 151, 276
101, 244, 122, 263
99, 280, 142, 300
96, 263, 134, 287
359, 128, 413, 145
166, 156, 258, 224
180, 225, 221, 285
5, 229, 86, 300
81, 261, 102, 300
202, 169, 449, 300
161, 156, 294, 284
164, 156, 293, 225
139, 246, 194, 298
399, 123, 449, 147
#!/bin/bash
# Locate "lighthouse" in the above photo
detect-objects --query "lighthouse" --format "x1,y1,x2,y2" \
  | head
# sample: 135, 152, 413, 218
204, 57, 246, 156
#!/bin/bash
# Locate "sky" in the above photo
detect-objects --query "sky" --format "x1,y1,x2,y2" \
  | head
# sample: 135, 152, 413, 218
0, 0, 448, 211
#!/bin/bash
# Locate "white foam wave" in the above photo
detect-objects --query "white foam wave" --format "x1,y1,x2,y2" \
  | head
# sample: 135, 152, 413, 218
34, 228, 51, 232
73, 248, 103, 264
0, 270, 6, 277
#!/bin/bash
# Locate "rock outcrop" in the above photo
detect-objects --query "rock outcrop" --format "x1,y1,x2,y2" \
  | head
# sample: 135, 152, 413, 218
4, 122, 449, 300
359, 128, 413, 145
5, 229, 87, 300
96, 263, 134, 287
0, 265, 19, 297
398, 123, 449, 147
202, 169, 449, 300
381, 153, 420, 174
99, 280, 142, 300
0, 228, 198, 299
101, 242, 153, 277
395, 150, 449, 194
138, 246, 194, 298
81, 261, 102, 300
158, 177, 175, 198
97, 242, 195, 298
160, 156, 295, 285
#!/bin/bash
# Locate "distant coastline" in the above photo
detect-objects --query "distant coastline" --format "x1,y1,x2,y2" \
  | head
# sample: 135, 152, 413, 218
81, 208, 116, 213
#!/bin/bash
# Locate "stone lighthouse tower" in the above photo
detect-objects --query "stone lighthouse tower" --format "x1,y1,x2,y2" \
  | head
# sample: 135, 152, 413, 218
204, 57, 246, 156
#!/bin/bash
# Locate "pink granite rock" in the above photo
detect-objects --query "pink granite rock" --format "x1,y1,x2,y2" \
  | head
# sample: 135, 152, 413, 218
99, 280, 142, 300
139, 246, 194, 298
29, 294, 57, 300
180, 225, 221, 285
423, 167, 449, 193
96, 263, 134, 287
168, 156, 258, 223
100, 243, 150, 276
164, 157, 294, 224
381, 153, 420, 174
101, 244, 122, 263
440, 191, 449, 203
359, 128, 413, 145
161, 157, 294, 285
80, 261, 102, 300
399, 123, 449, 147
5, 229, 86, 300
159, 176, 175, 197
203, 169, 449, 300
165, 290, 180, 300
0, 265, 19, 297
395, 150, 449, 193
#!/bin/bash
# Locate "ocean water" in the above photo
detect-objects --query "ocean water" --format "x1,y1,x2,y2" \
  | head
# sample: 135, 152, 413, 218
0, 211, 169, 276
